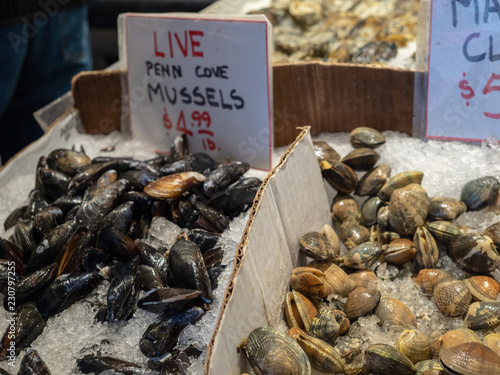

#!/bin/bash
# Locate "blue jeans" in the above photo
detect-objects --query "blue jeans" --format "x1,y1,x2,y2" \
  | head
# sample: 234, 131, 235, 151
0, 5, 92, 164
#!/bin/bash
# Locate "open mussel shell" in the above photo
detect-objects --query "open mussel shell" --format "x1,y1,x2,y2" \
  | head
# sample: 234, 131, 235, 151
464, 275, 500, 302
312, 140, 340, 161
375, 297, 417, 329
320, 160, 358, 193
284, 290, 318, 332
461, 176, 500, 211
439, 342, 500, 375
396, 329, 431, 364
349, 127, 386, 149
296, 333, 345, 373
299, 232, 337, 262
364, 343, 417, 375
137, 287, 200, 314
344, 287, 381, 320
464, 301, 500, 330
447, 234, 500, 273
144, 171, 205, 199
433, 279, 471, 317
389, 184, 429, 237
238, 326, 311, 375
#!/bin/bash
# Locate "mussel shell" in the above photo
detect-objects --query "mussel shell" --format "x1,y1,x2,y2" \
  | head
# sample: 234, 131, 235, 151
203, 161, 250, 197
26, 190, 50, 218
159, 152, 216, 175
356, 164, 391, 196
37, 168, 71, 200
364, 343, 417, 375
461, 176, 500, 211
344, 287, 381, 320
12, 219, 39, 259
427, 197, 467, 221
18, 349, 51, 375
464, 301, 500, 330
299, 232, 337, 262
433, 279, 471, 317
238, 326, 311, 375
207, 177, 261, 218
350, 127, 386, 149
107, 256, 140, 322
119, 170, 158, 190
439, 342, 500, 375
97, 227, 139, 260
47, 148, 91, 176
77, 354, 144, 374
320, 160, 358, 194
99, 201, 134, 234
144, 172, 205, 199
137, 287, 200, 313
341, 147, 380, 171
37, 272, 103, 318
447, 234, 500, 274
33, 206, 64, 237
0, 236, 28, 276
167, 240, 213, 303
3, 205, 27, 231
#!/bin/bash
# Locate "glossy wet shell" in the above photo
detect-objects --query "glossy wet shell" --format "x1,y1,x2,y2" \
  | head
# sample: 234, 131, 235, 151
382, 238, 416, 265
47, 149, 91, 176
296, 333, 345, 373
338, 223, 370, 250
397, 329, 431, 364
144, 172, 206, 199
427, 197, 467, 221
483, 221, 500, 248
447, 234, 500, 274
413, 227, 439, 270
415, 359, 444, 374
284, 291, 318, 332
439, 342, 500, 375
299, 232, 337, 262
290, 267, 329, 299
308, 309, 341, 346
343, 241, 383, 269
414, 269, 451, 297
321, 224, 341, 256
439, 328, 481, 351
360, 196, 385, 227
364, 343, 417, 375
239, 326, 311, 375
344, 287, 381, 320
389, 184, 429, 237
484, 333, 500, 357
426, 221, 462, 244
349, 127, 386, 149
464, 276, 500, 302
356, 164, 391, 196
341, 148, 380, 171
307, 261, 356, 297
320, 160, 358, 193
378, 171, 424, 201
464, 302, 500, 330
331, 194, 360, 225
312, 140, 340, 161
349, 270, 378, 289
433, 279, 471, 317
461, 176, 500, 211
375, 297, 417, 329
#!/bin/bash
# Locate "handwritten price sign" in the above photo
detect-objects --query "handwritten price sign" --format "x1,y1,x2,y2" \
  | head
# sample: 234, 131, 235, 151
426, 0, 500, 141
125, 14, 273, 170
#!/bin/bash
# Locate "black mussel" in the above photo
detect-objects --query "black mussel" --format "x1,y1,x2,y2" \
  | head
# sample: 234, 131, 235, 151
123, 191, 153, 213
18, 349, 51, 375
97, 227, 138, 259
91, 156, 129, 164
169, 134, 188, 162
0, 302, 45, 359
26, 222, 74, 273
37, 168, 71, 200
3, 205, 27, 231
88, 169, 118, 193
203, 161, 250, 197
140, 307, 204, 358
160, 152, 216, 176
208, 177, 261, 217
145, 155, 168, 169
138, 243, 168, 285
120, 170, 159, 190
82, 247, 112, 274
36, 272, 103, 318
203, 247, 223, 269
208, 265, 225, 289
64, 205, 80, 223
4, 263, 58, 310
188, 229, 220, 254
151, 200, 170, 219
178, 200, 199, 228
51, 195, 83, 215
132, 211, 152, 240
168, 239, 213, 303
47, 148, 91, 177
35, 156, 48, 193
100, 201, 134, 234
189, 197, 229, 233
0, 259, 20, 293
33, 206, 63, 237
26, 190, 49, 218
137, 287, 200, 313
114, 159, 159, 175
75, 179, 129, 231
68, 161, 119, 194
13, 219, 39, 258
138, 265, 164, 290
0, 237, 28, 276
101, 259, 125, 280
107, 256, 140, 322
77, 354, 144, 374
55, 227, 94, 276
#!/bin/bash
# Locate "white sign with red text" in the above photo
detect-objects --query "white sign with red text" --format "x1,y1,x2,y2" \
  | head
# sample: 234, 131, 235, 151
426, 0, 500, 141
125, 13, 273, 170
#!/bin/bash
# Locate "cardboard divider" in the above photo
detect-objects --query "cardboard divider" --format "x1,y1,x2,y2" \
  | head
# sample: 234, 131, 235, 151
71, 64, 415, 146
204, 127, 331, 374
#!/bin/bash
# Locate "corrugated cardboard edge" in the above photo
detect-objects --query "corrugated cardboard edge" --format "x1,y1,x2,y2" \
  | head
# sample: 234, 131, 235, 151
204, 126, 318, 373
71, 70, 124, 135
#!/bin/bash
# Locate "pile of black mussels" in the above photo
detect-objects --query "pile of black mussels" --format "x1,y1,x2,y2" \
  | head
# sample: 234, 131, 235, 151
0, 135, 261, 374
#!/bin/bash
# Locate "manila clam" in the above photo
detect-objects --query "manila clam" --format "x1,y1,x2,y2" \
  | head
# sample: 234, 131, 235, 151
396, 329, 431, 364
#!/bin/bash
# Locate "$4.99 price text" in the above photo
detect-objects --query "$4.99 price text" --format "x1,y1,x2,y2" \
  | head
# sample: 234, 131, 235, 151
163, 109, 219, 151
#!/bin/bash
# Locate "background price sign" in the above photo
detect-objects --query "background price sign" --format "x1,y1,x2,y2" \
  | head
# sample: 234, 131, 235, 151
426, 0, 500, 141
125, 14, 273, 170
